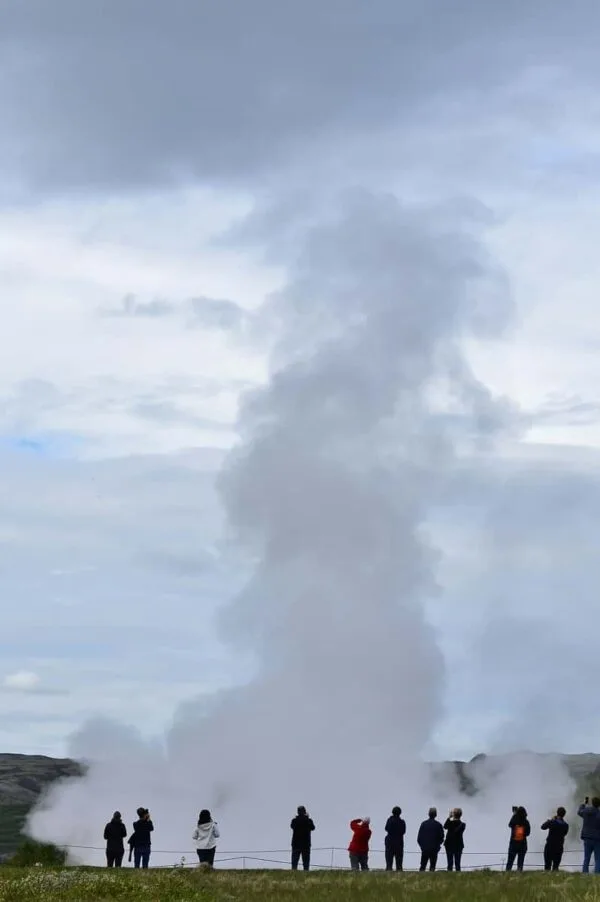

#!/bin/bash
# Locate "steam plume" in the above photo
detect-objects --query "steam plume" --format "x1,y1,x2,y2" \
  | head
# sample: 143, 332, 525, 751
29, 192, 562, 867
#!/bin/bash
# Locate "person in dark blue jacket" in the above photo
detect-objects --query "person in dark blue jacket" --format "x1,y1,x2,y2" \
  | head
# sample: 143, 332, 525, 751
578, 797, 600, 873
384, 806, 406, 871
417, 807, 445, 872
541, 807, 569, 871
128, 807, 154, 869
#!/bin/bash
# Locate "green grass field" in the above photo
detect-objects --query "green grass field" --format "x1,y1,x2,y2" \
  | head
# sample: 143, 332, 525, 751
2, 869, 600, 902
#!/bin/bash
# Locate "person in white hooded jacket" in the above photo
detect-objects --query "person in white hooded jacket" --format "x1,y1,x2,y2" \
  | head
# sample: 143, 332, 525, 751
193, 809, 220, 867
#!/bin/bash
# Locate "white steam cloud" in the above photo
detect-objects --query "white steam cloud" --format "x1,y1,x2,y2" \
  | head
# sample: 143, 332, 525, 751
28, 192, 574, 868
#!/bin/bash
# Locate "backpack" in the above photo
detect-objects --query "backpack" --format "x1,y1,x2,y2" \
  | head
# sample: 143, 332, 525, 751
513, 824, 526, 842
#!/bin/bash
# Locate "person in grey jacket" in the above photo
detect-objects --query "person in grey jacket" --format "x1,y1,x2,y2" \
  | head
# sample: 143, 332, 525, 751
577, 797, 600, 873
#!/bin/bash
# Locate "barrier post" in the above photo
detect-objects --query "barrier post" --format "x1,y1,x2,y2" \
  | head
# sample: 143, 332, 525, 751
330, 848, 334, 869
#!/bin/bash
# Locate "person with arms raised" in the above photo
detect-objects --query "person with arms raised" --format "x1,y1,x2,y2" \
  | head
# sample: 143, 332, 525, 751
578, 796, 600, 874
541, 806, 569, 872
290, 806, 315, 871
384, 806, 406, 871
506, 805, 530, 872
348, 817, 371, 871
443, 807, 466, 872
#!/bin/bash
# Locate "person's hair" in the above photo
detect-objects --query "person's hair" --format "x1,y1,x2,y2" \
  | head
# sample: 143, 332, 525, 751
136, 807, 146, 818
198, 809, 212, 824
514, 806, 528, 822
112, 811, 121, 820
297, 806, 306, 816
392, 806, 401, 816
454, 808, 462, 819
428, 807, 437, 818
557, 807, 566, 818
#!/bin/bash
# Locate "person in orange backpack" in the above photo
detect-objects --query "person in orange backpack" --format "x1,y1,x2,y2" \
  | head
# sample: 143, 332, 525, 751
506, 806, 530, 871
348, 817, 371, 871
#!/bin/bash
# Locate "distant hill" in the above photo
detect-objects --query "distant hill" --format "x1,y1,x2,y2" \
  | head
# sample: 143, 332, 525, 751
0, 754, 82, 859
1, 751, 600, 860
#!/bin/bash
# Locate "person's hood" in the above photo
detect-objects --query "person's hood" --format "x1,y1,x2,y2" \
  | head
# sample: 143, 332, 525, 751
195, 821, 215, 833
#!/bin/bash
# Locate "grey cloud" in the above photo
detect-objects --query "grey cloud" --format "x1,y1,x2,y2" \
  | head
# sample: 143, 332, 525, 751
101, 294, 177, 318
2, 1, 600, 193
100, 294, 251, 333
530, 394, 600, 427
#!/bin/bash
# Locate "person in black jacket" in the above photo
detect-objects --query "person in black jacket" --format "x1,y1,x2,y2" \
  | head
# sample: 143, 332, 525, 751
541, 807, 569, 871
506, 806, 530, 871
384, 806, 406, 871
103, 811, 127, 867
128, 807, 154, 869
290, 806, 315, 871
443, 807, 466, 872
417, 807, 445, 872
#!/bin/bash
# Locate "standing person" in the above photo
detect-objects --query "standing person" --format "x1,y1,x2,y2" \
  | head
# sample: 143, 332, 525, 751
348, 817, 371, 871
506, 806, 530, 871
417, 808, 445, 872
443, 808, 466, 872
290, 806, 315, 871
103, 811, 127, 868
541, 807, 569, 872
193, 809, 220, 868
129, 807, 154, 869
384, 806, 406, 871
577, 796, 600, 874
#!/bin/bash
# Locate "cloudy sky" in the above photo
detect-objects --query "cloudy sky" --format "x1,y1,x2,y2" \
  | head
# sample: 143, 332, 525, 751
2, 0, 600, 760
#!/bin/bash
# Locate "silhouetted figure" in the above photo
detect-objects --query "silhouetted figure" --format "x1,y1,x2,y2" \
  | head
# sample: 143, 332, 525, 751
384, 806, 406, 871
193, 808, 220, 868
443, 807, 465, 872
290, 806, 315, 871
578, 797, 600, 874
417, 807, 444, 872
541, 807, 569, 871
128, 807, 154, 869
348, 817, 371, 871
506, 806, 530, 871
103, 811, 126, 868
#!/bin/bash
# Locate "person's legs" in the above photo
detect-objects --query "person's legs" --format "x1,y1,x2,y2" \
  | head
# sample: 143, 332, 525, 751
419, 851, 428, 872
552, 849, 562, 871
446, 848, 453, 871
543, 846, 552, 871
395, 848, 403, 871
506, 845, 516, 871
208, 848, 216, 868
133, 847, 142, 869
115, 852, 124, 868
429, 851, 438, 872
349, 853, 359, 871
385, 847, 393, 871
301, 850, 310, 871
583, 840, 593, 873
291, 850, 301, 871
516, 848, 526, 872
106, 851, 114, 868
593, 840, 600, 874
455, 850, 462, 872
141, 846, 150, 869
359, 853, 369, 871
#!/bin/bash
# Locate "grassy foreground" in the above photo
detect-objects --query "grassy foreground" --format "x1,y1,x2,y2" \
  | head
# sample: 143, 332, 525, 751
2, 869, 600, 902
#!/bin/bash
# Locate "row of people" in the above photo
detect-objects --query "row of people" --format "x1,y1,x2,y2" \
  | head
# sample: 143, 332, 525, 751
102, 797, 600, 873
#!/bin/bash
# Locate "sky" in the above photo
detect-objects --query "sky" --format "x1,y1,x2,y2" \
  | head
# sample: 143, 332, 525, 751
3, 0, 600, 762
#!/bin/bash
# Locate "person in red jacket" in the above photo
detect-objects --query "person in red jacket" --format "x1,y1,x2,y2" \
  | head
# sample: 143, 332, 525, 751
348, 817, 371, 871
